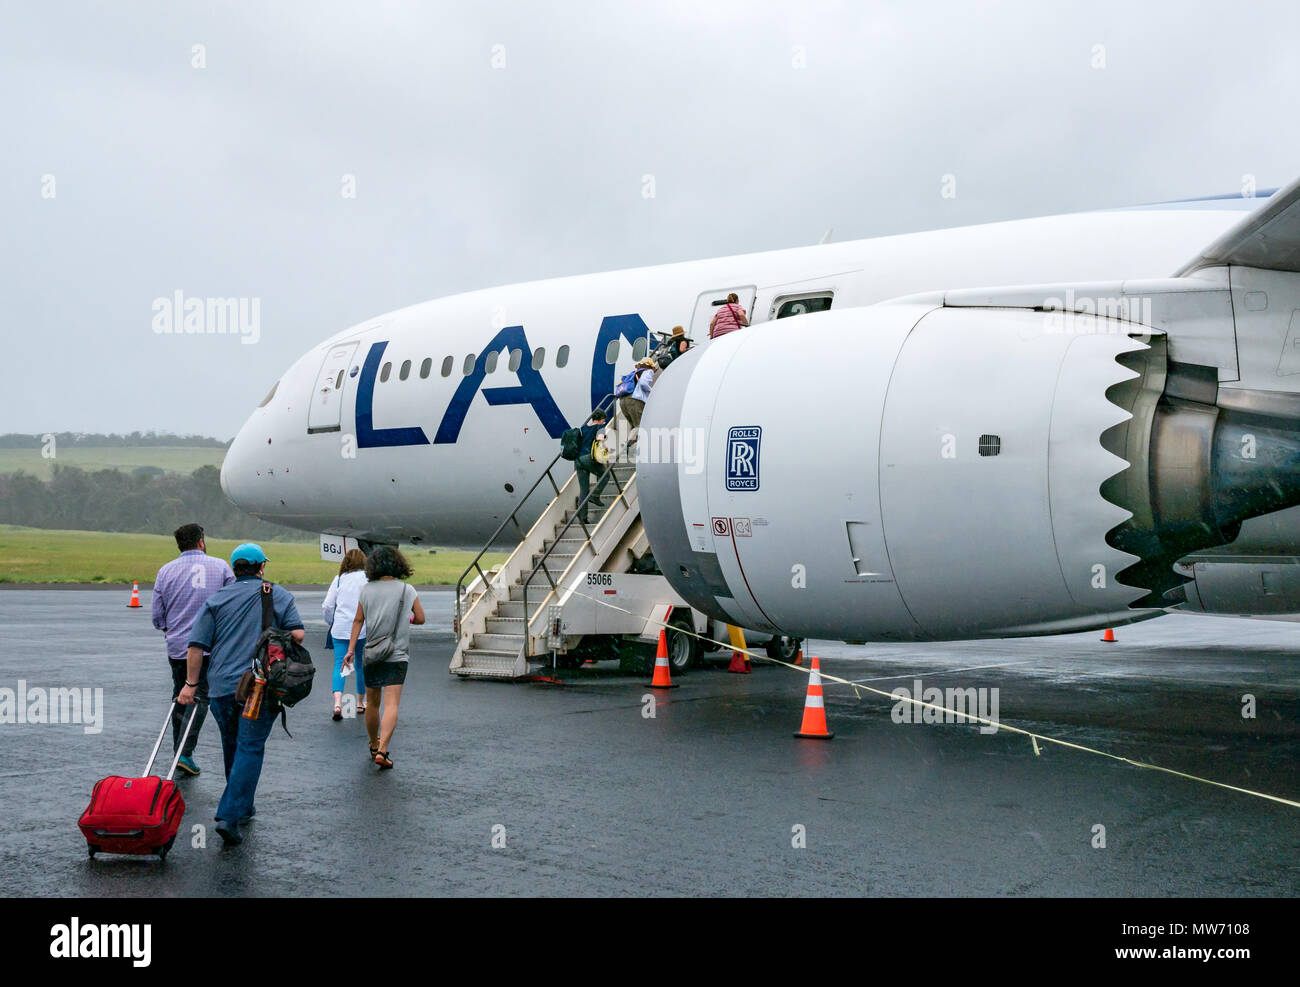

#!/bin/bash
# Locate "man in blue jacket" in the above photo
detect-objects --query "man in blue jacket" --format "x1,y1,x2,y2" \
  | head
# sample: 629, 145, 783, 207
177, 543, 304, 847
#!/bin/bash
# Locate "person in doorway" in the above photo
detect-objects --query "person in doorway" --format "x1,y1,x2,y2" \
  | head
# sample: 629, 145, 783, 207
709, 292, 749, 339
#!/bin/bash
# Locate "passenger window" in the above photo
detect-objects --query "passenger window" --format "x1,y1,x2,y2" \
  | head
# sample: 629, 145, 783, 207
463, 354, 475, 376
399, 360, 411, 381
556, 345, 570, 368
419, 358, 432, 379
531, 347, 546, 370
484, 350, 499, 374
632, 338, 648, 360
605, 339, 619, 364
774, 293, 834, 320
441, 356, 454, 377
380, 362, 392, 383
508, 348, 522, 372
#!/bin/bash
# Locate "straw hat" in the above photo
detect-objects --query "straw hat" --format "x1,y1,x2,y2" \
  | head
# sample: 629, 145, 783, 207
670, 325, 685, 338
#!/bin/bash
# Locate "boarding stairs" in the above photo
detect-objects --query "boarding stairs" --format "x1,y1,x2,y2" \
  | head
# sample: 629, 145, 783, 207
451, 399, 649, 679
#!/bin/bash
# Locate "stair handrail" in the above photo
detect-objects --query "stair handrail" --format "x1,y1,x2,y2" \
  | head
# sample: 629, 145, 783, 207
521, 404, 636, 635
454, 392, 620, 639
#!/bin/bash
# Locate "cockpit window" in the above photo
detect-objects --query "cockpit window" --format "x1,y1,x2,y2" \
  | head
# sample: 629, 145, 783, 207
258, 381, 279, 407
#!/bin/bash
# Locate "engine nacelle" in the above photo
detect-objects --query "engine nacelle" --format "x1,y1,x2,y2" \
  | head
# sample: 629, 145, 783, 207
638, 303, 1159, 641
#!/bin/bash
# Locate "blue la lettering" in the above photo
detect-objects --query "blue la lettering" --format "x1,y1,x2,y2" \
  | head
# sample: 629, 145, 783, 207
589, 314, 651, 411
434, 325, 567, 444
356, 341, 430, 448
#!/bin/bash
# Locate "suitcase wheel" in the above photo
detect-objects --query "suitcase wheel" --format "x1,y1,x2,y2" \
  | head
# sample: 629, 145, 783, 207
157, 835, 176, 860
88, 845, 99, 859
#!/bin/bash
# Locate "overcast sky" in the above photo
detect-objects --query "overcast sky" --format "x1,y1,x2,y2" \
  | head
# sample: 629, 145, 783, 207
3, 0, 1298, 439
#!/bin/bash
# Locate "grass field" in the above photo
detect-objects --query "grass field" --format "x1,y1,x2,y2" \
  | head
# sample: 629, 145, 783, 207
0, 526, 505, 586
0, 446, 228, 481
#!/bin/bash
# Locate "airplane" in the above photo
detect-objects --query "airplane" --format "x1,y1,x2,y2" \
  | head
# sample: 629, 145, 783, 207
220, 181, 1300, 643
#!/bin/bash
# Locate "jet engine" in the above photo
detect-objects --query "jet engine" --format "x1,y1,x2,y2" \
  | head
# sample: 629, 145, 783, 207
637, 302, 1300, 641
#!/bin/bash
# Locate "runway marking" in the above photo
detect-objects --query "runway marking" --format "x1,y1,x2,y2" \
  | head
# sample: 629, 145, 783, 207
557, 584, 1300, 811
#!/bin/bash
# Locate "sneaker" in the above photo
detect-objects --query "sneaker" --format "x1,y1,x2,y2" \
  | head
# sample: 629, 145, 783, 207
176, 755, 200, 777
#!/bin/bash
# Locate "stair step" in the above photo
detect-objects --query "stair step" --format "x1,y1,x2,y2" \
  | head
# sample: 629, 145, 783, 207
542, 537, 586, 552
495, 601, 526, 618
509, 583, 557, 603
472, 632, 525, 651
486, 617, 525, 634
531, 552, 576, 569
454, 649, 522, 678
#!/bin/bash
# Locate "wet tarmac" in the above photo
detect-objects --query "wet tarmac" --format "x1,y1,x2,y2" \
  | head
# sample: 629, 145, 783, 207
1, 589, 1297, 897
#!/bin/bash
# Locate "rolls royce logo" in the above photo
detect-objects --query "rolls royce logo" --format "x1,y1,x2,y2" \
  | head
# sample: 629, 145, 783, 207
726, 426, 761, 491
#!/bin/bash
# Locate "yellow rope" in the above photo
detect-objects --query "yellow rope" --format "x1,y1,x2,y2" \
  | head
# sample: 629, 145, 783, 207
550, 583, 1300, 810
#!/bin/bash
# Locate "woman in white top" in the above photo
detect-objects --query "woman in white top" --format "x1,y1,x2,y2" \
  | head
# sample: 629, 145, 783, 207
322, 548, 368, 720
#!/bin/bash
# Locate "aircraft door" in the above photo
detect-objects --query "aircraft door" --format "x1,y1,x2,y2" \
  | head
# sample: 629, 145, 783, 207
690, 285, 756, 340
308, 341, 359, 434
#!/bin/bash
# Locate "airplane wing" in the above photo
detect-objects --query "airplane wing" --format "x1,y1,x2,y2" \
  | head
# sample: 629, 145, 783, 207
1176, 174, 1300, 275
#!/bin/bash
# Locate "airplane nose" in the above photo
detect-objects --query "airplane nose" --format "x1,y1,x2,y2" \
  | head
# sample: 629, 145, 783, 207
220, 417, 260, 513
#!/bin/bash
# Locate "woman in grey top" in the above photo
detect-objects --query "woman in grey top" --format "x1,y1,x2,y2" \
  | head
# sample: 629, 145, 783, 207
344, 546, 425, 769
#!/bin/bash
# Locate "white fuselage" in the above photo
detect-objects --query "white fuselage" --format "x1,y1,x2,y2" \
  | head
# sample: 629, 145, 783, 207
220, 203, 1250, 547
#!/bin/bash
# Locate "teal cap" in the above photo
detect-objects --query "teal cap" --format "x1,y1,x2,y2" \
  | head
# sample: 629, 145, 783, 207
230, 543, 268, 565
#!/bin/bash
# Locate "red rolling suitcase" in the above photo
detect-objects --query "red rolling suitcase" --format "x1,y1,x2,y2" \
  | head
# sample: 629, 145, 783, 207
79, 702, 198, 860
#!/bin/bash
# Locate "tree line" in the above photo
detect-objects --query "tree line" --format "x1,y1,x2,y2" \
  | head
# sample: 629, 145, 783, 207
0, 465, 301, 541
0, 432, 229, 449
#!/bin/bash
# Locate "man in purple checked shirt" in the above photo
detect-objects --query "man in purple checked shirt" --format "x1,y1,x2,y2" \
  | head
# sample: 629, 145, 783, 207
151, 523, 234, 776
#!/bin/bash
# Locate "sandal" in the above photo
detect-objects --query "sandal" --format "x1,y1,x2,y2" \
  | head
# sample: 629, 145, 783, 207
332, 707, 342, 721
374, 750, 394, 769
356, 703, 367, 714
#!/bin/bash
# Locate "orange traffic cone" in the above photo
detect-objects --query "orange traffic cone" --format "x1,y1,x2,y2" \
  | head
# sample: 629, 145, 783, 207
794, 656, 834, 739
649, 629, 678, 689
127, 581, 141, 609
793, 649, 804, 667
1101, 628, 1116, 643
726, 624, 751, 674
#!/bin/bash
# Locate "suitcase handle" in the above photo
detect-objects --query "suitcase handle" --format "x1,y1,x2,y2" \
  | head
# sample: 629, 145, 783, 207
142, 701, 200, 780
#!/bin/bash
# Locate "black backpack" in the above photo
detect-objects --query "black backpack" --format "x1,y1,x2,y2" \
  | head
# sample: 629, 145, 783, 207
256, 581, 315, 734
560, 426, 583, 461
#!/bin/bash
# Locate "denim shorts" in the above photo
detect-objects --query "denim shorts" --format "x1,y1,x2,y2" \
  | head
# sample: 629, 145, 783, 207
364, 659, 408, 688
